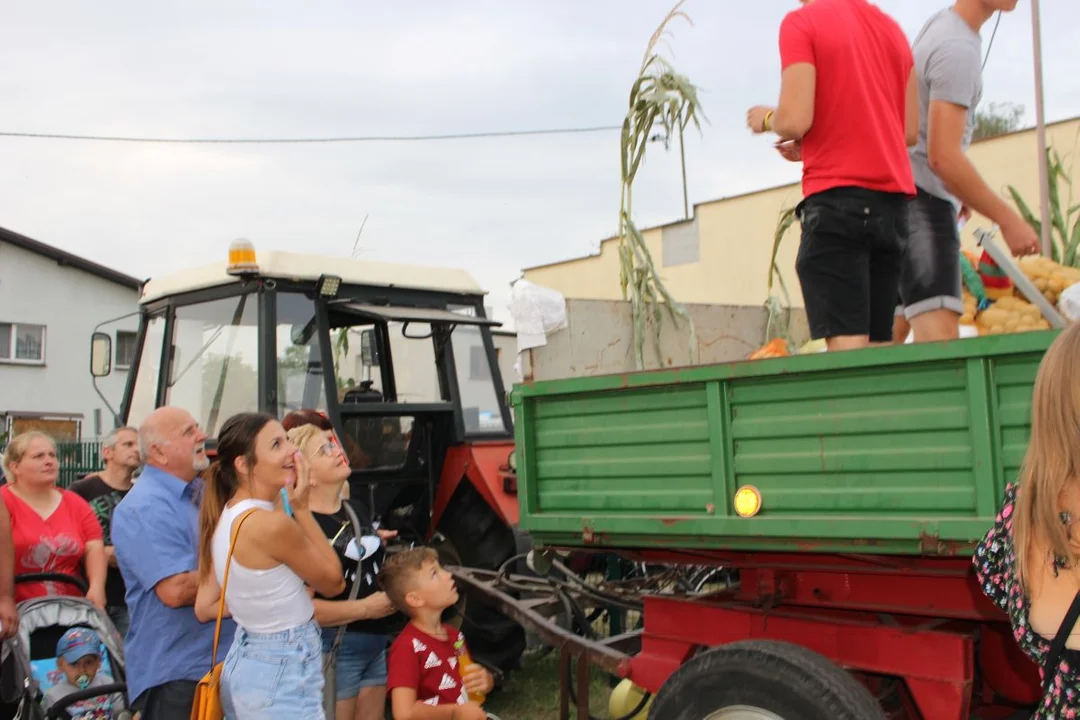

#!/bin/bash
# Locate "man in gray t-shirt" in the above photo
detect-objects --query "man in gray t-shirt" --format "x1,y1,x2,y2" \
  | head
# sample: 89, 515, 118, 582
896, 1, 1038, 344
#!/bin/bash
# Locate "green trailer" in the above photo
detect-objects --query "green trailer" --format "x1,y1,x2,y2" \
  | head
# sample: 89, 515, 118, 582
499, 330, 1055, 719
513, 331, 1047, 556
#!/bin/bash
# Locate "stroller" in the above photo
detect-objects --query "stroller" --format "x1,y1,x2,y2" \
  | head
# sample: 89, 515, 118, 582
0, 573, 130, 719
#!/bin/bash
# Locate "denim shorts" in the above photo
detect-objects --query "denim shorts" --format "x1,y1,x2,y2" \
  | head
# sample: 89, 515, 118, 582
896, 188, 964, 319
221, 620, 325, 719
321, 628, 388, 700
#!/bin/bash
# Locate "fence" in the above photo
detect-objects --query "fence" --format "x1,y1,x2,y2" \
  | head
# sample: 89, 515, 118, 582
0, 440, 103, 488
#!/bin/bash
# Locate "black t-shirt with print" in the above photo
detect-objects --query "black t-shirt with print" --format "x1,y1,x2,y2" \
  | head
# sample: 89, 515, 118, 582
68, 474, 128, 608
312, 498, 392, 635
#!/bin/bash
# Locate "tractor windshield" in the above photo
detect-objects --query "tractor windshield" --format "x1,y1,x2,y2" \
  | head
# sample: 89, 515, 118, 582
124, 293, 261, 434
168, 294, 260, 436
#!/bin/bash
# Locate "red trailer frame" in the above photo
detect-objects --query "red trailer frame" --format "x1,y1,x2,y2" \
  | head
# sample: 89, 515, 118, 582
453, 549, 1043, 719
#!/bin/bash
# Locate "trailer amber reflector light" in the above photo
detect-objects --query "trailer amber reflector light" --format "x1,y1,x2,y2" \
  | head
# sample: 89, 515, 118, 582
733, 485, 762, 518
227, 238, 259, 277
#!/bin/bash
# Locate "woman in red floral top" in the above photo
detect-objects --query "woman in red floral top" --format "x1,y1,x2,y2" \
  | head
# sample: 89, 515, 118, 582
1, 432, 106, 607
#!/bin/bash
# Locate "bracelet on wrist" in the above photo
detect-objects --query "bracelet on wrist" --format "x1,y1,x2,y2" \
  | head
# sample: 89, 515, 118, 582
763, 110, 775, 132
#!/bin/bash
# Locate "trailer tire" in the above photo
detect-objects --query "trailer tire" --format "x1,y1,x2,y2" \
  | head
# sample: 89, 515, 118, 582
647, 640, 886, 720
436, 480, 526, 674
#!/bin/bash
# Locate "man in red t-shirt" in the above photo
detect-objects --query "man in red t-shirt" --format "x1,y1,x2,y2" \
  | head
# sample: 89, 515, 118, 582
747, 0, 919, 351
380, 547, 494, 719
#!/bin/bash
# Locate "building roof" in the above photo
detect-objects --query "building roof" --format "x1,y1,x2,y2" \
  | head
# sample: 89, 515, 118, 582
0, 226, 142, 290
522, 115, 1080, 272
141, 249, 486, 303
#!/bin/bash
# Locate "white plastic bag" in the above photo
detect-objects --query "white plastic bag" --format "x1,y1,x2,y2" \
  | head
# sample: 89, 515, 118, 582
1059, 282, 1080, 323
509, 279, 568, 352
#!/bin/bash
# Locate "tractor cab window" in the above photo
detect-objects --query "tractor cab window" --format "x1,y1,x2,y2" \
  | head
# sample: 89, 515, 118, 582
330, 318, 441, 472
449, 307, 507, 435
328, 317, 443, 406
277, 293, 328, 417
167, 294, 260, 437
339, 413, 414, 471
384, 322, 445, 404
126, 314, 167, 428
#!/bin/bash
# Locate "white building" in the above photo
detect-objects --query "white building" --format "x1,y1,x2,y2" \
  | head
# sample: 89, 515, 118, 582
0, 227, 140, 442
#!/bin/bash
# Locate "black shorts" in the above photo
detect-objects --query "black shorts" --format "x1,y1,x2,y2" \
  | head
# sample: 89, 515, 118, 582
795, 187, 909, 342
896, 188, 963, 319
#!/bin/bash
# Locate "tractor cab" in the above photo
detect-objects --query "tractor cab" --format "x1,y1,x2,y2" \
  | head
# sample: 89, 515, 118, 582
88, 240, 515, 547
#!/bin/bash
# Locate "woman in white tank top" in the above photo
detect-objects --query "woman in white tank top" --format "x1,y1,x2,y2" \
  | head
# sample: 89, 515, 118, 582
193, 413, 345, 719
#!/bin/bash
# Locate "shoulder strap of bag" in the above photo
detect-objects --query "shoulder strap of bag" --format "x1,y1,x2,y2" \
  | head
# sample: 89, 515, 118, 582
1043, 590, 1080, 694
329, 500, 367, 655
210, 507, 259, 668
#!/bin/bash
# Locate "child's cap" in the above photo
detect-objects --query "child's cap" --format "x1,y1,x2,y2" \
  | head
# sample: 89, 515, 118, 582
57, 628, 101, 663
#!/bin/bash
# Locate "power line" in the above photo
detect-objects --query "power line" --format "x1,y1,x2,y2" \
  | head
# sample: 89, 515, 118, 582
0, 124, 621, 145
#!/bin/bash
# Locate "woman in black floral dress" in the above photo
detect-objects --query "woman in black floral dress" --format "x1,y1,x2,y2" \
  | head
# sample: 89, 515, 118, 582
975, 323, 1080, 717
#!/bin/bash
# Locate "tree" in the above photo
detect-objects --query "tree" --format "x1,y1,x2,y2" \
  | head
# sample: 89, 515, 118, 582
973, 102, 1024, 141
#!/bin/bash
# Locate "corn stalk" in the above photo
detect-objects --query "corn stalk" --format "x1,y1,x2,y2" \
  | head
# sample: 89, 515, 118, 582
618, 0, 704, 370
764, 206, 798, 349
1007, 137, 1080, 266
333, 328, 357, 396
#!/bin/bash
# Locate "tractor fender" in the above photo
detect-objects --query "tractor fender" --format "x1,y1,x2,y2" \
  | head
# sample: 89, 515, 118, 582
431, 441, 517, 533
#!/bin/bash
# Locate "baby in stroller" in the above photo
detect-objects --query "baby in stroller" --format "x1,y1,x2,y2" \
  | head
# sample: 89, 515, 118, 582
0, 573, 131, 720
42, 628, 123, 718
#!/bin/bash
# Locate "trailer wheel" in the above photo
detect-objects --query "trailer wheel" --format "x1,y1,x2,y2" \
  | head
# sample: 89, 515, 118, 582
436, 480, 526, 673
647, 640, 886, 720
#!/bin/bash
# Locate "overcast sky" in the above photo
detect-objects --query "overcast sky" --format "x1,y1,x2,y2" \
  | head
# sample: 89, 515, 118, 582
2, 1, 1078, 319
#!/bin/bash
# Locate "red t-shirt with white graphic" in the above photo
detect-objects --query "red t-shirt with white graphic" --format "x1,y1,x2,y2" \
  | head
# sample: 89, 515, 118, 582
387, 622, 470, 707
2, 487, 103, 602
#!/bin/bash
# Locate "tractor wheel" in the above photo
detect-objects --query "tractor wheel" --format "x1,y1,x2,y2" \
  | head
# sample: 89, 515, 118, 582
647, 640, 886, 720
436, 480, 526, 674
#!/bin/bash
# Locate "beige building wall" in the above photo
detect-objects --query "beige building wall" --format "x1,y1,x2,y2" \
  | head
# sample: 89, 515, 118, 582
524, 118, 1080, 308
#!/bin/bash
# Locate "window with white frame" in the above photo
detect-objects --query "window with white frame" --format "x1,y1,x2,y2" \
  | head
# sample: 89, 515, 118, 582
116, 330, 137, 368
0, 323, 46, 363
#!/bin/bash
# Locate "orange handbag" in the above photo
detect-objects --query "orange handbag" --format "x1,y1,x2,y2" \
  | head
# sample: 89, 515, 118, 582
191, 508, 258, 720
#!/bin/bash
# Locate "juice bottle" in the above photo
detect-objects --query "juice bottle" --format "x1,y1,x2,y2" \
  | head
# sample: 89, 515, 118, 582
453, 636, 486, 704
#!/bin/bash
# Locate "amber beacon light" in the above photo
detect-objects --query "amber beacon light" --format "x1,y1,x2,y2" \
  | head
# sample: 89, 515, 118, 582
733, 485, 762, 518
227, 238, 260, 277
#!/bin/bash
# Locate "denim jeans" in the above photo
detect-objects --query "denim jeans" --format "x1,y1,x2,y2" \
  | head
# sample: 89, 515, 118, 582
221, 620, 325, 719
320, 628, 388, 700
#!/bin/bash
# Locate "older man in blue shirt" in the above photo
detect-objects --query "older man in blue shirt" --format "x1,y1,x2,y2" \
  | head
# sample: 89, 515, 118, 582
113, 406, 235, 719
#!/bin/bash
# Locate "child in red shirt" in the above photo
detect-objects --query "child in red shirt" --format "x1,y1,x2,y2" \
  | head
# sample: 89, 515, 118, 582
381, 547, 494, 720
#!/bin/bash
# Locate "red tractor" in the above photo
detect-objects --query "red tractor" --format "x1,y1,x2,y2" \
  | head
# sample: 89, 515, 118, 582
89, 241, 526, 672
